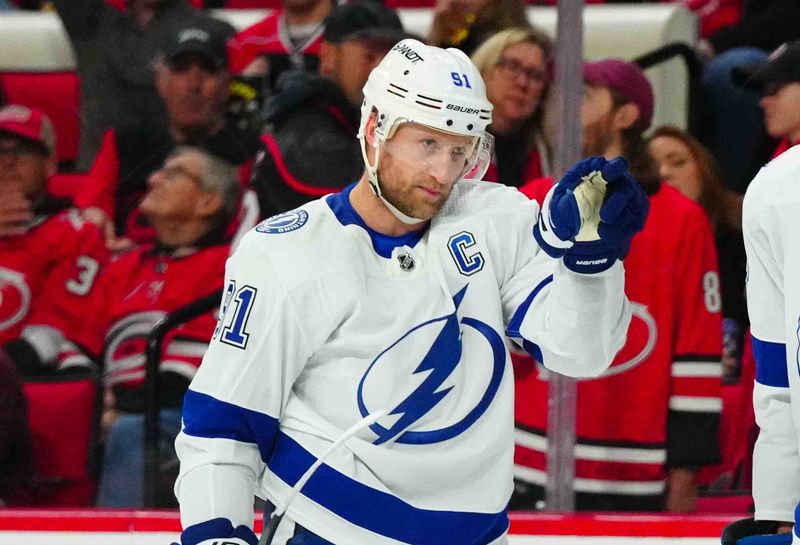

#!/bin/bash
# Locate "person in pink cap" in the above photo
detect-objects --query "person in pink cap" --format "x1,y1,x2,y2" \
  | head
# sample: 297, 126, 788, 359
514, 59, 723, 513
0, 104, 108, 376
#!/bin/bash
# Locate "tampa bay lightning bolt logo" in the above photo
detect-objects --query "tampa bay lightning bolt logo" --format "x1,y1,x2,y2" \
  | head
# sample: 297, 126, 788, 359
256, 210, 308, 234
357, 285, 506, 445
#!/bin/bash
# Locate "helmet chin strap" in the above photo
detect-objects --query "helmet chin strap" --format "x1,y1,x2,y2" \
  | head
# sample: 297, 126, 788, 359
361, 136, 427, 226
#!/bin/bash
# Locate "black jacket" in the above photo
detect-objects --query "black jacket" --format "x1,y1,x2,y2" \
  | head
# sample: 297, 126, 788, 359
709, 0, 800, 54
250, 70, 364, 219
52, 0, 234, 169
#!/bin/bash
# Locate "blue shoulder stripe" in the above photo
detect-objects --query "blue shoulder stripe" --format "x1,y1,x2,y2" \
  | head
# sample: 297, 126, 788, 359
182, 389, 280, 463
752, 336, 789, 388
269, 431, 509, 545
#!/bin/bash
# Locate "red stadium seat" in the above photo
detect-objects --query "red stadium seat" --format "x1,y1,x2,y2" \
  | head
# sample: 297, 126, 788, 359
0, 72, 81, 165
23, 372, 101, 506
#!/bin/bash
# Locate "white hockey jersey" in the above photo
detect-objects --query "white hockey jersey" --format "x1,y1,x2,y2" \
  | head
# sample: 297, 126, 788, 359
175, 180, 631, 545
743, 144, 800, 529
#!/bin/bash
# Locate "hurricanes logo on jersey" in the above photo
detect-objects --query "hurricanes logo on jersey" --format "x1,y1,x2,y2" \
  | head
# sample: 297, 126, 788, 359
0, 267, 31, 333
104, 311, 166, 387
357, 284, 505, 445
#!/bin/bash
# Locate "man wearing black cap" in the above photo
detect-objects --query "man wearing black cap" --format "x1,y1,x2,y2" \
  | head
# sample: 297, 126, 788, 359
77, 18, 261, 251
735, 41, 800, 159
52, 0, 228, 170
250, 1, 409, 219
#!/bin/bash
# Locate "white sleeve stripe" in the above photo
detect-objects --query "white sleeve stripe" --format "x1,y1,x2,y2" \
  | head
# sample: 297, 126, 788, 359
668, 396, 722, 413
513, 465, 666, 495
514, 428, 666, 464
160, 360, 199, 380
671, 362, 723, 378
166, 340, 210, 358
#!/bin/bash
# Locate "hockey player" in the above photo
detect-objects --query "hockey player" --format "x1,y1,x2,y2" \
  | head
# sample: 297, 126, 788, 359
720, 117, 800, 544
0, 105, 108, 375
174, 40, 649, 545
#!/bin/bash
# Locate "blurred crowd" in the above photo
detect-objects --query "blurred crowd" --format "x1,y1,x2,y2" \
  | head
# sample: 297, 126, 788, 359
1, 0, 800, 516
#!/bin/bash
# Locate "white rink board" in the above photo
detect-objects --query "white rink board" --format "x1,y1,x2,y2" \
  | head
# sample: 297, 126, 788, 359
0, 533, 718, 545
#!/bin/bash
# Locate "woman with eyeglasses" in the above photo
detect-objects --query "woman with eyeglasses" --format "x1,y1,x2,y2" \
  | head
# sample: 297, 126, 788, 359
471, 26, 553, 188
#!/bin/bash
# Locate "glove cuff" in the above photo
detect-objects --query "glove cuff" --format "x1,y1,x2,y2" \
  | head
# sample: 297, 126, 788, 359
178, 518, 259, 545
195, 539, 254, 545
534, 186, 574, 258
562, 241, 618, 274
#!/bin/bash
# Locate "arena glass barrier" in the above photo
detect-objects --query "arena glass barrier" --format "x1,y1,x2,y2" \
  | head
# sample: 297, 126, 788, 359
0, 509, 734, 544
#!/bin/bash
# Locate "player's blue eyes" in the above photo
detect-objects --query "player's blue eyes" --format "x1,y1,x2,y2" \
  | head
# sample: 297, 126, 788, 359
420, 140, 466, 161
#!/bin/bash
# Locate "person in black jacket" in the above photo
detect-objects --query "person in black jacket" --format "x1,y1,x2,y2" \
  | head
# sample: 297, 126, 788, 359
52, 0, 228, 170
250, 1, 410, 218
78, 17, 261, 250
699, 0, 800, 194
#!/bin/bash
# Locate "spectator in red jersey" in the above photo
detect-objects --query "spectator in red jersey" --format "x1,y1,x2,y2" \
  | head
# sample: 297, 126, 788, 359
78, 17, 260, 251
69, 147, 239, 507
250, 2, 409, 218
647, 126, 747, 385
228, 0, 334, 92
51, 0, 233, 170
512, 59, 722, 513
428, 0, 530, 56
471, 26, 552, 187
0, 105, 109, 376
734, 41, 800, 159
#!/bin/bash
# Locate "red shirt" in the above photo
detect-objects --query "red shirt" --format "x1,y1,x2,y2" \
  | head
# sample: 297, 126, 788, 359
513, 179, 723, 501
75, 243, 229, 398
228, 10, 324, 74
0, 204, 108, 347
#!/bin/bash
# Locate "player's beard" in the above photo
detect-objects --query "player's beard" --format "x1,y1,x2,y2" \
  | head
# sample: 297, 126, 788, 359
582, 113, 616, 157
377, 153, 454, 221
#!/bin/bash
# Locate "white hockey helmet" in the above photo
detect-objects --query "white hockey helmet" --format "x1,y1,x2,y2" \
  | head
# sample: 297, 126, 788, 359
358, 39, 494, 223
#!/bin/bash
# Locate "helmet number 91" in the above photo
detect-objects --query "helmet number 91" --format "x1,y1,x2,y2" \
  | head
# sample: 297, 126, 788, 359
451, 72, 473, 89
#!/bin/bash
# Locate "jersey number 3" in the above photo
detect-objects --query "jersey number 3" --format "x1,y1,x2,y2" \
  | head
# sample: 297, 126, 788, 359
214, 281, 257, 349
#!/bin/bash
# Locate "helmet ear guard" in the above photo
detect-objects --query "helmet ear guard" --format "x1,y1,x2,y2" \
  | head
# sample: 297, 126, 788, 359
357, 39, 495, 222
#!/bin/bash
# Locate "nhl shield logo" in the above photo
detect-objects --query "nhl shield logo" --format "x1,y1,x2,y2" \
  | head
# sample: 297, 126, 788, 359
397, 252, 415, 271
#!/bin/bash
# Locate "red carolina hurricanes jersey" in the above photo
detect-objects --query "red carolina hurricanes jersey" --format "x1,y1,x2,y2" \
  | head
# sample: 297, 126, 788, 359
0, 204, 108, 354
227, 11, 324, 75
69, 243, 229, 406
514, 180, 723, 505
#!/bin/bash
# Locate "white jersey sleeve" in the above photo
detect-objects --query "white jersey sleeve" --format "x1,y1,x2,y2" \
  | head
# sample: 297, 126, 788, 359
499, 189, 630, 378
744, 146, 800, 523
174, 229, 319, 532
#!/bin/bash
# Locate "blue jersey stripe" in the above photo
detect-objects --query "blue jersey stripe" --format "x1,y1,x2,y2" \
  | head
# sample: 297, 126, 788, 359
752, 336, 789, 388
326, 183, 426, 258
505, 275, 552, 363
269, 431, 509, 545
182, 389, 280, 462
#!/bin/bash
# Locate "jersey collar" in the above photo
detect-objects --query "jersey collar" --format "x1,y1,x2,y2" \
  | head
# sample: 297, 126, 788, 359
326, 183, 426, 259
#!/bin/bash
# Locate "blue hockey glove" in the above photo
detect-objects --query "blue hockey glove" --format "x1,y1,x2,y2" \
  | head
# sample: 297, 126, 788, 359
720, 518, 793, 545
533, 155, 649, 274
173, 518, 259, 545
